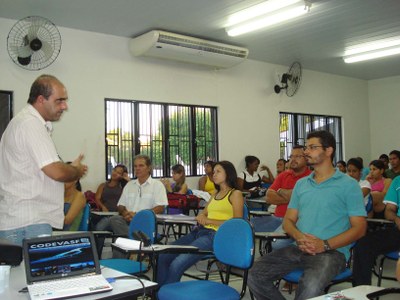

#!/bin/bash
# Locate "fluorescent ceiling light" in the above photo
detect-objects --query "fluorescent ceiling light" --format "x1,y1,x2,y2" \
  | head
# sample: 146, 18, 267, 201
343, 37, 400, 63
225, 0, 311, 37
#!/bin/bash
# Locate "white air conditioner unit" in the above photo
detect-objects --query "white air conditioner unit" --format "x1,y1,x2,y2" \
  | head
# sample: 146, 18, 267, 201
130, 30, 249, 68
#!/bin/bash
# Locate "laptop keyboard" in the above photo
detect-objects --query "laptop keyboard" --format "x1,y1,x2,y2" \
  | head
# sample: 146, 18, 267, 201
29, 275, 111, 300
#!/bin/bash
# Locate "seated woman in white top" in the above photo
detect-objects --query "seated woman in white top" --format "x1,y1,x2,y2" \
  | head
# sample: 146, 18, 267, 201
347, 158, 372, 217
237, 155, 272, 193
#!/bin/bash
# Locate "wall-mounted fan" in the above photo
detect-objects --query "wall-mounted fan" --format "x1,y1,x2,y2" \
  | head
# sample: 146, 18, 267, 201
7, 16, 62, 71
274, 62, 302, 97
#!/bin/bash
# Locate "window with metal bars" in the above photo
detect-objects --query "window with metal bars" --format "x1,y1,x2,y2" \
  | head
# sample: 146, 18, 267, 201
279, 112, 343, 163
0, 90, 13, 140
105, 99, 218, 179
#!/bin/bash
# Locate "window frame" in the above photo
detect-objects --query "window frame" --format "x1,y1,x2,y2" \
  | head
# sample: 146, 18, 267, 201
105, 98, 219, 179
279, 112, 343, 163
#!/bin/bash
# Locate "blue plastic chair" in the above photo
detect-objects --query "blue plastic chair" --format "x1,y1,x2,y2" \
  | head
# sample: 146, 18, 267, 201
78, 204, 91, 231
158, 218, 255, 300
100, 209, 157, 275
377, 250, 400, 286
201, 203, 250, 280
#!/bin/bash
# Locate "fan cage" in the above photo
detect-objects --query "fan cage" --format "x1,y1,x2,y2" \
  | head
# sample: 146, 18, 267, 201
7, 16, 62, 71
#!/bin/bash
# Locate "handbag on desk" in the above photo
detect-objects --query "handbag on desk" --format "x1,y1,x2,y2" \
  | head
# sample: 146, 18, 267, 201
248, 187, 267, 199
167, 193, 201, 215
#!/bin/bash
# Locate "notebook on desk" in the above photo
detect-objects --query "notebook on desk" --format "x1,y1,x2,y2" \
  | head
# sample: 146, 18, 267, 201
23, 232, 112, 300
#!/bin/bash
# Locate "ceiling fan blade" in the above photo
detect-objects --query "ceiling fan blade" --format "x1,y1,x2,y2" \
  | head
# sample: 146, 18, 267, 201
40, 40, 54, 60
27, 20, 41, 41
17, 44, 33, 58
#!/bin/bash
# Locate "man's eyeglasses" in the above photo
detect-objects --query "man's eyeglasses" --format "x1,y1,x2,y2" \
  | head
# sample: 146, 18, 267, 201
303, 145, 324, 151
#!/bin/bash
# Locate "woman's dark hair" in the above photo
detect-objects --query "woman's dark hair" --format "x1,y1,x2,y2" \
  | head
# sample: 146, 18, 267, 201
171, 164, 186, 192
369, 159, 387, 178
369, 159, 385, 170
66, 162, 82, 191
204, 160, 215, 168
214, 160, 238, 192
277, 158, 287, 164
245, 155, 260, 168
336, 160, 346, 167
114, 164, 128, 173
347, 158, 363, 171
379, 154, 389, 161
113, 164, 128, 187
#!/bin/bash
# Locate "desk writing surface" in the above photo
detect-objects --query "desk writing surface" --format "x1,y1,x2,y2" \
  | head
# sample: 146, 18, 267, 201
7, 264, 157, 299
52, 230, 112, 237
366, 218, 394, 224
308, 285, 385, 300
91, 211, 119, 216
245, 198, 267, 204
250, 210, 272, 216
156, 214, 196, 221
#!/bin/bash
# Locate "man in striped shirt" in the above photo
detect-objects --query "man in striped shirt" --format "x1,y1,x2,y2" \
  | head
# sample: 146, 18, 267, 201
0, 75, 87, 245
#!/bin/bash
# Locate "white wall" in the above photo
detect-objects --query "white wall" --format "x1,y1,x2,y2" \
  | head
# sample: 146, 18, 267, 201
368, 75, 400, 158
0, 17, 371, 191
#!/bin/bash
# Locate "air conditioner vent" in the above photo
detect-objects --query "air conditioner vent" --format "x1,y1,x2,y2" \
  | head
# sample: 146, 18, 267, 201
130, 30, 249, 68
157, 33, 248, 58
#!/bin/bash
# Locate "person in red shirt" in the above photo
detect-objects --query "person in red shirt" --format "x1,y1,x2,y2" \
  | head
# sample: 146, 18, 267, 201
252, 145, 311, 247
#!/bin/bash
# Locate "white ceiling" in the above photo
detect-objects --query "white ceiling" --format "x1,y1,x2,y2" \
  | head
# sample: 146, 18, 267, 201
1, 0, 400, 80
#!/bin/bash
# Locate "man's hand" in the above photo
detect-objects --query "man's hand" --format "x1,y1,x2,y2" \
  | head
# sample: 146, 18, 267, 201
296, 233, 325, 255
71, 154, 88, 178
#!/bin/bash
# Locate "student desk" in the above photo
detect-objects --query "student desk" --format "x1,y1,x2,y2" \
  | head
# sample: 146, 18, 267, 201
112, 239, 202, 282
308, 285, 385, 299
156, 214, 197, 243
254, 231, 289, 255
5, 263, 158, 299
245, 198, 268, 211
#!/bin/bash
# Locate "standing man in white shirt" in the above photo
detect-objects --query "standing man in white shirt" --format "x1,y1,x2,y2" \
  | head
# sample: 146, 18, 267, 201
0, 74, 87, 245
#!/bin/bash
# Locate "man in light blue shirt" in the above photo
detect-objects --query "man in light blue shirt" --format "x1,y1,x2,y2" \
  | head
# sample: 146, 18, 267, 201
248, 130, 366, 300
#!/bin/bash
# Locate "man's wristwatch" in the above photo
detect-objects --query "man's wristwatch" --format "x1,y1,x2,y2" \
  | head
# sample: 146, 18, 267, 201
323, 240, 331, 251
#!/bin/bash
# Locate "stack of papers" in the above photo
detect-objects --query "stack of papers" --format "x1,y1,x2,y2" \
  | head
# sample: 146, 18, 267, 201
113, 237, 199, 251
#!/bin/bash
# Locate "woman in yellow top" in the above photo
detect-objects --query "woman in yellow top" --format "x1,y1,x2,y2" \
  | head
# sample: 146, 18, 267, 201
198, 160, 216, 195
157, 160, 244, 286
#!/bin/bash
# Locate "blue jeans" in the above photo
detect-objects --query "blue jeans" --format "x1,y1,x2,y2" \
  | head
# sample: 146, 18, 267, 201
157, 226, 216, 286
248, 245, 346, 300
0, 223, 52, 246
95, 216, 112, 231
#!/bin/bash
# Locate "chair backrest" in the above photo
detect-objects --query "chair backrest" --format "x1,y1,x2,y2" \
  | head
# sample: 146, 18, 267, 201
78, 204, 91, 231
128, 209, 157, 243
243, 203, 249, 220
213, 218, 254, 270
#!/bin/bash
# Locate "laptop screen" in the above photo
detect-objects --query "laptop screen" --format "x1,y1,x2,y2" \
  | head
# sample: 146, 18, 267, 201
23, 232, 101, 284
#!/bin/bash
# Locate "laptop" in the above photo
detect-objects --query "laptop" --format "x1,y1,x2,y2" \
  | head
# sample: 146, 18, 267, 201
23, 232, 113, 300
